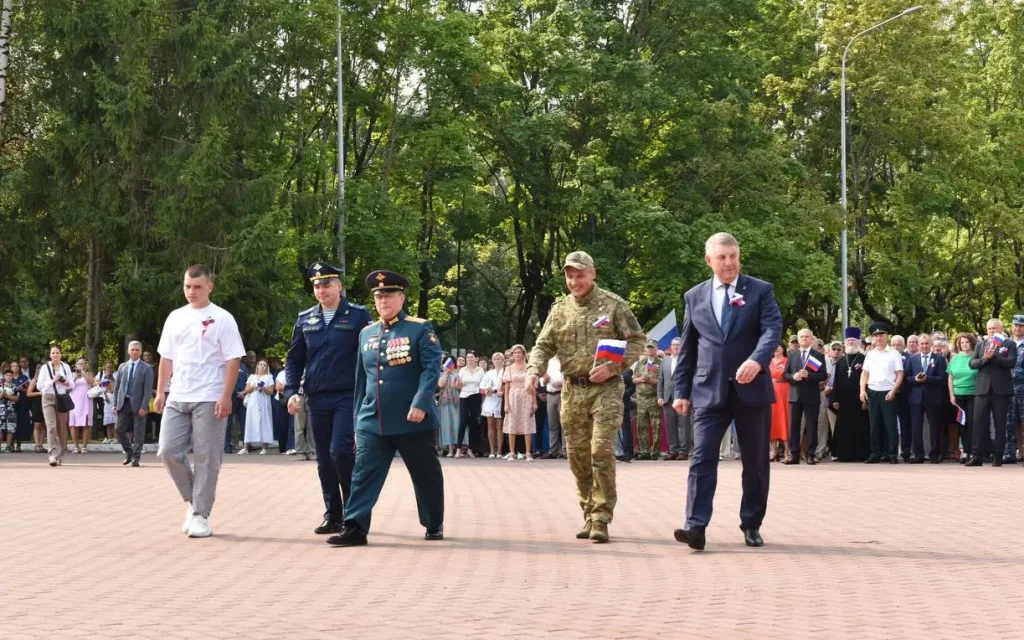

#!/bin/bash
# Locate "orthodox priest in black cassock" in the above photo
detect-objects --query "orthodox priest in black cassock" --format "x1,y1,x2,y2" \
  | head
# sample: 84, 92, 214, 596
829, 328, 871, 462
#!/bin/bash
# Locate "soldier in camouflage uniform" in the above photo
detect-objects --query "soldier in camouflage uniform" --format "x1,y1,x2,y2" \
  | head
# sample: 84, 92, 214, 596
526, 251, 645, 543
630, 340, 662, 459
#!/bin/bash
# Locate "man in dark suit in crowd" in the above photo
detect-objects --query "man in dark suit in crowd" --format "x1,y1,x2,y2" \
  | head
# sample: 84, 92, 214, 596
783, 328, 828, 465
671, 232, 782, 551
113, 340, 155, 467
967, 318, 1017, 467
904, 333, 948, 463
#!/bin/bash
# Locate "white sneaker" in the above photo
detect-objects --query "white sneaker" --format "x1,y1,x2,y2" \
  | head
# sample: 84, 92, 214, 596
237, 448, 248, 455
182, 504, 195, 534
284, 449, 297, 456
259, 447, 268, 455
516, 453, 525, 460
488, 453, 496, 459
187, 515, 212, 538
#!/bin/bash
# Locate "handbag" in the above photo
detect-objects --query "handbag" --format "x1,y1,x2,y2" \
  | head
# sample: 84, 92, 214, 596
49, 363, 76, 413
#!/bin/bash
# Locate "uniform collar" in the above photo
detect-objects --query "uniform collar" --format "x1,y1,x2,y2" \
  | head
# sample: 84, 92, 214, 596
383, 310, 406, 327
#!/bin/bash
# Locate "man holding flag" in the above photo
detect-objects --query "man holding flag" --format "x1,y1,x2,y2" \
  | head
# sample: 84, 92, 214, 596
526, 251, 645, 543
783, 328, 829, 465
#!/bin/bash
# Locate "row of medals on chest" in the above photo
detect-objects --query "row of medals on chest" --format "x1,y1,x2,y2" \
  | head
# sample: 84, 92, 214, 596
365, 336, 412, 365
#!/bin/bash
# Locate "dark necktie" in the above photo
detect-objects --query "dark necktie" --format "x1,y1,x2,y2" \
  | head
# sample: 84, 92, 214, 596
801, 350, 808, 366
128, 362, 136, 389
720, 284, 732, 334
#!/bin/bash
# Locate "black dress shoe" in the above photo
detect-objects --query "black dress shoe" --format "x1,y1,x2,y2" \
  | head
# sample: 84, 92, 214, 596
909, 457, 924, 464
806, 457, 817, 465
740, 525, 764, 547
929, 458, 940, 464
327, 524, 367, 547
425, 526, 444, 541
993, 458, 1003, 467
131, 459, 140, 467
673, 527, 706, 550
314, 519, 344, 535
783, 457, 799, 465
864, 456, 881, 464
901, 454, 911, 462
965, 456, 983, 467
889, 457, 899, 464
122, 456, 132, 466
1002, 457, 1016, 465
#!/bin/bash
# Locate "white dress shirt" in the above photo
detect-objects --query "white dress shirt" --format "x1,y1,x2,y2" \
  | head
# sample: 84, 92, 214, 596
863, 346, 904, 391
711, 276, 738, 327
545, 357, 563, 393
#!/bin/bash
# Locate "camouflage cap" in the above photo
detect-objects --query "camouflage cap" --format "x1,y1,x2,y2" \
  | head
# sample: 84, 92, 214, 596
1014, 314, 1024, 326
645, 339, 658, 348
562, 251, 594, 271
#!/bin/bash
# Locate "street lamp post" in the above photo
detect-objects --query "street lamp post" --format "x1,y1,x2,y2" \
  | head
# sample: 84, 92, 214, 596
840, 5, 923, 331
336, 0, 346, 273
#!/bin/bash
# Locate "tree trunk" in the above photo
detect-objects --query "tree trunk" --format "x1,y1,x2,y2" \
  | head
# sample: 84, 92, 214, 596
0, 0, 12, 137
85, 237, 102, 369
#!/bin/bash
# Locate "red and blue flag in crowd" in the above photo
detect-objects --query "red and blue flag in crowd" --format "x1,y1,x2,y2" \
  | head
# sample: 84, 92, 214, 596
805, 354, 823, 372
595, 339, 628, 364
443, 357, 455, 370
954, 405, 967, 425
993, 334, 1006, 347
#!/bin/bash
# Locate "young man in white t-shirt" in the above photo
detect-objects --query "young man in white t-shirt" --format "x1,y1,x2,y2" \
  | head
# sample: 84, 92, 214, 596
155, 265, 246, 538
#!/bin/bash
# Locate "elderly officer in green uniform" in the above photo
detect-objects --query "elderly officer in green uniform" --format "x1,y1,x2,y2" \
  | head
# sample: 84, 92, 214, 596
526, 251, 645, 543
631, 339, 662, 460
327, 270, 445, 547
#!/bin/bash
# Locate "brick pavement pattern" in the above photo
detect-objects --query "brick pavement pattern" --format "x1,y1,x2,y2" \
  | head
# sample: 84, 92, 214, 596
5, 453, 1024, 639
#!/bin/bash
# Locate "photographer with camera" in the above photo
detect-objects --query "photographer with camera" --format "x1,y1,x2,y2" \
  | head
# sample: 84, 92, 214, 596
238, 359, 275, 455
29, 345, 74, 466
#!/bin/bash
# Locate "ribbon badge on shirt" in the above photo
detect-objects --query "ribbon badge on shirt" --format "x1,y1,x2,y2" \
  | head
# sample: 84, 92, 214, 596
729, 293, 745, 307
201, 317, 215, 337
593, 316, 610, 328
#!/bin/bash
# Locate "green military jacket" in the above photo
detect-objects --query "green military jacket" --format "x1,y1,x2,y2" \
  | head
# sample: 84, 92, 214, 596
527, 284, 645, 382
630, 357, 661, 398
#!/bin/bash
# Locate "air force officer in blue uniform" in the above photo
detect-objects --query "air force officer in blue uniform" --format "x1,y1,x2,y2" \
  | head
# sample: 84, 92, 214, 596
671, 233, 782, 551
284, 262, 373, 535
327, 270, 445, 547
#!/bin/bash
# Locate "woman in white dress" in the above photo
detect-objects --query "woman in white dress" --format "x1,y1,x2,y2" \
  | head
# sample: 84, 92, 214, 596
480, 352, 506, 458
239, 359, 275, 454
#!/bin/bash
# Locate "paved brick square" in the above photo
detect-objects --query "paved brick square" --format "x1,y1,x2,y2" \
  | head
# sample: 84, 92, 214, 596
4, 453, 1024, 639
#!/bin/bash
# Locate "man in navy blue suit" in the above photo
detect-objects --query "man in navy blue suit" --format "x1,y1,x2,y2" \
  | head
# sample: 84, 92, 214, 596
904, 333, 948, 463
671, 232, 782, 550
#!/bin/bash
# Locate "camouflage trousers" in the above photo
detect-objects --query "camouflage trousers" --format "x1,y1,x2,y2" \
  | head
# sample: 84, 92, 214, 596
635, 397, 661, 457
1005, 384, 1024, 459
561, 380, 623, 525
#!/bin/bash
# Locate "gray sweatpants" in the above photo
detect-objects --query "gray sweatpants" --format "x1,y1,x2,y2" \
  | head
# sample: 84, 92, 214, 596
158, 401, 227, 518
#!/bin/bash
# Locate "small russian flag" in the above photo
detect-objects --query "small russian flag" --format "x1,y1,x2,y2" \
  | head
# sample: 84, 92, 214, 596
954, 404, 967, 425
443, 357, 455, 370
593, 315, 611, 328
595, 339, 628, 364
645, 362, 658, 373
993, 334, 1006, 347
805, 354, 823, 372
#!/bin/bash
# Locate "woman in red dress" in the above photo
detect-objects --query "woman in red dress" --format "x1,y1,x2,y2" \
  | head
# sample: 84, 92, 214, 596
769, 344, 790, 462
